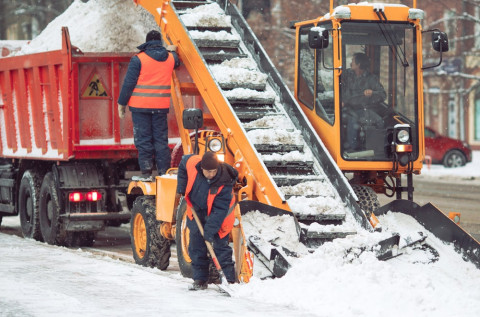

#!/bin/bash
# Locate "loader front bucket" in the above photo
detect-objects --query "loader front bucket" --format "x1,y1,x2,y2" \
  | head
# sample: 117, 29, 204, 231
238, 200, 301, 278
375, 199, 480, 269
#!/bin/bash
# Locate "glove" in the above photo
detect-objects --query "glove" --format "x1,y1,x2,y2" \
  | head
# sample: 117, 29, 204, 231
166, 45, 177, 52
118, 104, 126, 119
203, 230, 215, 244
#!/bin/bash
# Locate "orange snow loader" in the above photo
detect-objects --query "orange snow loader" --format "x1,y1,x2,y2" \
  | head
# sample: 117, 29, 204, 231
126, 0, 479, 286
291, 0, 480, 266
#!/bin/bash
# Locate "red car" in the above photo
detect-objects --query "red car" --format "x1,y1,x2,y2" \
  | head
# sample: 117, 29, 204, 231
424, 127, 472, 167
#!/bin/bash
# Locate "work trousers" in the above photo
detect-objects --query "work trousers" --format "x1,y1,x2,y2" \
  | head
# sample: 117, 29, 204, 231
131, 111, 171, 175
187, 216, 235, 283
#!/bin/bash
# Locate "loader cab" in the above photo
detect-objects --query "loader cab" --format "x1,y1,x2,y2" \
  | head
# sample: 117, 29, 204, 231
296, 19, 421, 173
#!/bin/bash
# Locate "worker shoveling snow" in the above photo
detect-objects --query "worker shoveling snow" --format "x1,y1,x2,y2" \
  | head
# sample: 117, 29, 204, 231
14, 0, 159, 55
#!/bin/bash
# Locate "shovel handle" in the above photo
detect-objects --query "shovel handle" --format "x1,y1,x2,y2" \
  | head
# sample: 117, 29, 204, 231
190, 207, 223, 272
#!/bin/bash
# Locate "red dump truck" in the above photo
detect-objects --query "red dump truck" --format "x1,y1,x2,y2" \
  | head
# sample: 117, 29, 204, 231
0, 28, 178, 246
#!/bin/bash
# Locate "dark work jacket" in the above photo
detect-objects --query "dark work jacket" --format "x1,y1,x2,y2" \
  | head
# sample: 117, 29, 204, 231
117, 40, 180, 113
341, 68, 386, 108
176, 154, 238, 240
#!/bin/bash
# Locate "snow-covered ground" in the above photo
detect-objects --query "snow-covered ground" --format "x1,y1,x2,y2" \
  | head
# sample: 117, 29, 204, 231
2, 195, 480, 317
421, 150, 480, 179
1, 153, 479, 317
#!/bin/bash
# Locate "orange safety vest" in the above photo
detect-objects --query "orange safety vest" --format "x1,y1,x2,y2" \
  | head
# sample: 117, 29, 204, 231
184, 155, 236, 239
128, 52, 175, 109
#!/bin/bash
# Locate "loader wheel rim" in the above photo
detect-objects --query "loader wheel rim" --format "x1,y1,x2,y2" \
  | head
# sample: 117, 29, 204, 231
180, 212, 192, 263
133, 213, 147, 259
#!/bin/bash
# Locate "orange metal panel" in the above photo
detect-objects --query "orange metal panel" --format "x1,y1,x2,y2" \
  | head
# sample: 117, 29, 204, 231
30, 67, 48, 154
113, 62, 121, 144
45, 64, 59, 151
15, 69, 32, 152
2, 70, 17, 152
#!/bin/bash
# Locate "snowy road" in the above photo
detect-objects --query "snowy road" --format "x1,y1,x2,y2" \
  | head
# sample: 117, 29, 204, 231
0, 231, 314, 317
2, 212, 480, 317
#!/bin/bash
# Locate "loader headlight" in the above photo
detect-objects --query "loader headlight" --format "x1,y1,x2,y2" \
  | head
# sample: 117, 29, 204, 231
397, 130, 410, 143
207, 138, 223, 152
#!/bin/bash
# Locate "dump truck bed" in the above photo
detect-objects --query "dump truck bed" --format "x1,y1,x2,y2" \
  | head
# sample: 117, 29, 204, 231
0, 28, 138, 161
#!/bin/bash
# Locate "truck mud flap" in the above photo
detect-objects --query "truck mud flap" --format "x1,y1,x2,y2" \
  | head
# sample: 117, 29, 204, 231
375, 199, 480, 269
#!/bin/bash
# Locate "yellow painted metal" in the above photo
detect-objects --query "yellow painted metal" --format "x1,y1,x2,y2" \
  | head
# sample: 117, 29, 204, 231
155, 175, 178, 222
132, 212, 147, 259
180, 211, 192, 263
127, 180, 156, 195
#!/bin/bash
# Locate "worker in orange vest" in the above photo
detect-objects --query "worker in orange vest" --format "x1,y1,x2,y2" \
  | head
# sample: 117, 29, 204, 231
176, 151, 238, 290
118, 30, 180, 180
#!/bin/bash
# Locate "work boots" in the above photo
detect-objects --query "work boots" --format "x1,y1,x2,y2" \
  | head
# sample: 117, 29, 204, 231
188, 280, 208, 291
132, 171, 153, 182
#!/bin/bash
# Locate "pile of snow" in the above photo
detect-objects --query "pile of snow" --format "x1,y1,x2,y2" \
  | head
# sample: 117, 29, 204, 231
180, 3, 231, 27
189, 30, 240, 41
243, 115, 295, 130
247, 129, 303, 145
210, 60, 268, 87
0, 40, 29, 57
15, 0, 159, 55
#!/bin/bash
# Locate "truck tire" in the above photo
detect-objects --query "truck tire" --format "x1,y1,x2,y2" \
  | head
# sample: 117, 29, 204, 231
175, 199, 193, 278
443, 149, 466, 168
352, 185, 380, 216
39, 172, 67, 245
130, 196, 170, 270
18, 170, 43, 241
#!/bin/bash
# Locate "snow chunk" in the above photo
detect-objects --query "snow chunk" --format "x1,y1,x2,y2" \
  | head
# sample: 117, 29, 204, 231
223, 87, 277, 100
280, 181, 335, 197
243, 115, 294, 130
16, 0, 159, 55
261, 150, 312, 162
241, 210, 308, 255
210, 63, 268, 86
287, 196, 345, 215
189, 30, 240, 41
247, 129, 303, 145
180, 3, 231, 27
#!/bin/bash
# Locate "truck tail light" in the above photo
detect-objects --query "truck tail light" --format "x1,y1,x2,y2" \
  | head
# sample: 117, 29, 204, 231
86, 191, 102, 202
69, 192, 84, 202
69, 191, 102, 202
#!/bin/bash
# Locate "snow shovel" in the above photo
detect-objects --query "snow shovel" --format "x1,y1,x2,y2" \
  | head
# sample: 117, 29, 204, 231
190, 207, 235, 297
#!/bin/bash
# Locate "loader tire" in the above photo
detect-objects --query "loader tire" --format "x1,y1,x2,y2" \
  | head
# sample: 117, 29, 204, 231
18, 170, 43, 241
352, 185, 380, 216
130, 196, 171, 270
39, 172, 67, 245
175, 199, 193, 278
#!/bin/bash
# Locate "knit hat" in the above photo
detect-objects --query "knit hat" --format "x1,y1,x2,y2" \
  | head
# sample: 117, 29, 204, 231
201, 151, 219, 170
146, 30, 162, 42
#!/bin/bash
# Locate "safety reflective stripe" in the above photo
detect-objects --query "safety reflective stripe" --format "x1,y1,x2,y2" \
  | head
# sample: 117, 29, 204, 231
135, 85, 171, 89
131, 92, 171, 97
